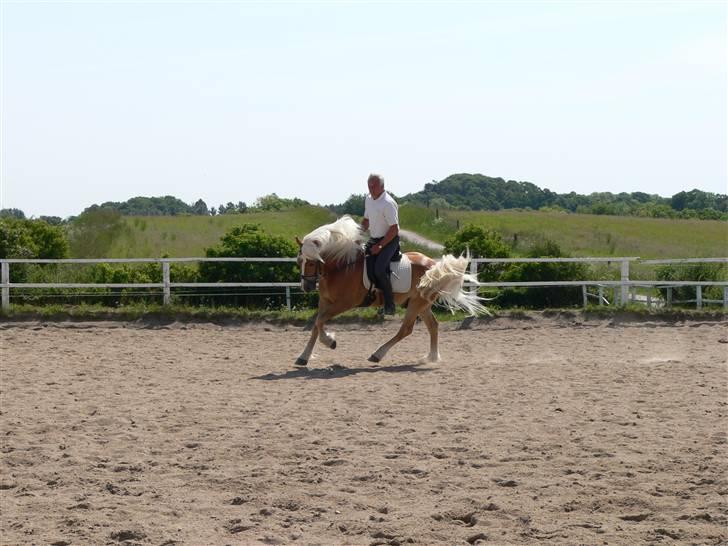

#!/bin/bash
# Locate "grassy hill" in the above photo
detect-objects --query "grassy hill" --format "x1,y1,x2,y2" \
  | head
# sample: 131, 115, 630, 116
399, 205, 727, 259
97, 203, 725, 259
106, 206, 336, 258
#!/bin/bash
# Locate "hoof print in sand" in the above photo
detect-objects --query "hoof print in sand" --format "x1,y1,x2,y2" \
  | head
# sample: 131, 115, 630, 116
225, 518, 253, 534
432, 511, 478, 527
109, 529, 146, 542
467, 532, 489, 544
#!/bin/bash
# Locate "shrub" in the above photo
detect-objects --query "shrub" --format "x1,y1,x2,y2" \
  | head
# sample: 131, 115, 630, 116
198, 224, 298, 307
656, 263, 726, 305
443, 224, 511, 281
498, 240, 589, 308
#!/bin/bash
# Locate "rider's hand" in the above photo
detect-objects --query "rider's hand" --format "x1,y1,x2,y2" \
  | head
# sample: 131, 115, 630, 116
371, 244, 382, 255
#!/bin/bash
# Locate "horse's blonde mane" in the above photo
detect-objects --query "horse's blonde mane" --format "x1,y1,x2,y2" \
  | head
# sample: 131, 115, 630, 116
301, 215, 364, 264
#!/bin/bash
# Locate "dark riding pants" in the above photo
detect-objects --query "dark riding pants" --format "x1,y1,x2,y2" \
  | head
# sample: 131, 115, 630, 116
372, 236, 400, 283
370, 236, 400, 306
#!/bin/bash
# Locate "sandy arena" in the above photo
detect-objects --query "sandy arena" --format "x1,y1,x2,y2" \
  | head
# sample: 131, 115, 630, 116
1, 315, 726, 545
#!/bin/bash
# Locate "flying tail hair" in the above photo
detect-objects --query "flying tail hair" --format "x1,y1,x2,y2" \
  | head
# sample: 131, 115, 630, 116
416, 251, 491, 316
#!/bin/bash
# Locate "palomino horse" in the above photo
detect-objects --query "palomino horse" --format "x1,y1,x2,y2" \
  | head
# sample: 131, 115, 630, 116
294, 216, 486, 366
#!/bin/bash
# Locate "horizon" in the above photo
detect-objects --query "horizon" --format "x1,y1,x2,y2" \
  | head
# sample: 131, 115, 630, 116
1, 2, 725, 218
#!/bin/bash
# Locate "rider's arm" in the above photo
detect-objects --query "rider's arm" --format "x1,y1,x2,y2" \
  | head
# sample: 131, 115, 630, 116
376, 224, 399, 250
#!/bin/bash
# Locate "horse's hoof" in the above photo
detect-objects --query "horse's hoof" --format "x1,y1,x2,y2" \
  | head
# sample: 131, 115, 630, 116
330, 340, 337, 350
368, 354, 380, 363
294, 358, 308, 367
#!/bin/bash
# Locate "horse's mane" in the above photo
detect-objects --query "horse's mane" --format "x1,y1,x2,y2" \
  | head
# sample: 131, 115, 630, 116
301, 215, 364, 264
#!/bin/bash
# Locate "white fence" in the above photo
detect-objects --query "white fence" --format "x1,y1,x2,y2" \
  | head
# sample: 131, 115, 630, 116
1, 256, 727, 312
468, 257, 728, 310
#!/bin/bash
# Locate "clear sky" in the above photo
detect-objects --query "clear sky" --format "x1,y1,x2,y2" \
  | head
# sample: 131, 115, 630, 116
1, 1, 725, 218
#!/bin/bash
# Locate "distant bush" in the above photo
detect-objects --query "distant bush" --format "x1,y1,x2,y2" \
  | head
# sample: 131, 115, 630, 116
0, 208, 26, 220
656, 263, 726, 306
443, 224, 510, 281
68, 208, 131, 258
0, 218, 69, 283
498, 240, 589, 308
198, 224, 299, 307
329, 194, 366, 217
254, 194, 310, 212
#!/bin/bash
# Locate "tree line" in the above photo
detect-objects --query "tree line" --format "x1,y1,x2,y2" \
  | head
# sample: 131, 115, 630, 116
2, 172, 724, 223
330, 174, 727, 220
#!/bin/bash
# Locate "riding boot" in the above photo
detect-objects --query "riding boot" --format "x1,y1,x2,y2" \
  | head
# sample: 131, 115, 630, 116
379, 276, 396, 315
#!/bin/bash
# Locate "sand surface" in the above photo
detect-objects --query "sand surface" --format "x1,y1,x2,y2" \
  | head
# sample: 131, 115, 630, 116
1, 315, 727, 545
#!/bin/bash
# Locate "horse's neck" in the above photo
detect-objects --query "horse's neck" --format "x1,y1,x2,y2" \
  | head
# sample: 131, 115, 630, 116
323, 249, 365, 275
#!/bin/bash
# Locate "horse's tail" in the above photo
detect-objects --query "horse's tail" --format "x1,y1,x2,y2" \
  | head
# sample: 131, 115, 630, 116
417, 252, 490, 316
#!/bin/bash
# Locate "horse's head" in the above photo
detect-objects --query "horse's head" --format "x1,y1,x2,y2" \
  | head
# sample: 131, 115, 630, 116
296, 236, 322, 293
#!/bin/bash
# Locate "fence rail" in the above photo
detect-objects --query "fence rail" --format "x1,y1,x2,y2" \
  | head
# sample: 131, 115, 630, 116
1, 256, 726, 311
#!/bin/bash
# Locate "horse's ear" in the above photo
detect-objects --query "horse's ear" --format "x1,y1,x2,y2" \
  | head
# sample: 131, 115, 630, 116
295, 236, 303, 248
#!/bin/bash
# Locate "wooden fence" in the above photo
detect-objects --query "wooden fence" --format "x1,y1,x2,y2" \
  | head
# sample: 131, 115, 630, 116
1, 256, 727, 311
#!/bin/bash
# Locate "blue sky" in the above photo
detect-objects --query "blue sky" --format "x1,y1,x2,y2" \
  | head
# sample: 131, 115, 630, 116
1, 1, 725, 218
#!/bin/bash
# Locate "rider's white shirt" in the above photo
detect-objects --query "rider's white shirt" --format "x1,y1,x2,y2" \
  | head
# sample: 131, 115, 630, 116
364, 192, 399, 238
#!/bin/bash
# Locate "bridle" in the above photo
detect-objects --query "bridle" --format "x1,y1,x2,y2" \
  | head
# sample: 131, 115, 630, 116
300, 258, 322, 283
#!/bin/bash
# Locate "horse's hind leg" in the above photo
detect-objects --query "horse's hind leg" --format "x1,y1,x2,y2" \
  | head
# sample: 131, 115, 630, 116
368, 299, 427, 363
318, 323, 337, 349
420, 307, 441, 363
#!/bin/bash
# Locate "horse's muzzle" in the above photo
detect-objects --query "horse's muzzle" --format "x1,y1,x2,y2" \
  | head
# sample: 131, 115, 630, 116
301, 279, 317, 293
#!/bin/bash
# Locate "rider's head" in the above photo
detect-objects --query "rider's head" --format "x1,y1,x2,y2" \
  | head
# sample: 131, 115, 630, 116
367, 173, 385, 199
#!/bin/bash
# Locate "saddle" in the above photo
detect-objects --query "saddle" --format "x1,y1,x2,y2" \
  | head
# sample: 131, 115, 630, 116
364, 239, 402, 289
359, 241, 411, 307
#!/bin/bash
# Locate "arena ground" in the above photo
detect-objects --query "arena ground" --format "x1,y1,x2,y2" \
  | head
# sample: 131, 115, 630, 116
1, 314, 726, 545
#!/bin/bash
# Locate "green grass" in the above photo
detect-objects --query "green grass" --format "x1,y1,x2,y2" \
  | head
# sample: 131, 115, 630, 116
399, 204, 728, 258
2, 303, 724, 323
108, 206, 336, 258
85, 203, 726, 260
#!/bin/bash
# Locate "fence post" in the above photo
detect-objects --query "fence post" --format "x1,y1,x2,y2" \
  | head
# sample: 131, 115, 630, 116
696, 285, 702, 310
620, 260, 630, 307
598, 286, 604, 306
582, 285, 587, 309
162, 262, 170, 306
1, 261, 9, 311
469, 260, 478, 296
724, 286, 727, 310
630, 286, 636, 304
666, 287, 672, 308
646, 292, 652, 308
286, 286, 291, 311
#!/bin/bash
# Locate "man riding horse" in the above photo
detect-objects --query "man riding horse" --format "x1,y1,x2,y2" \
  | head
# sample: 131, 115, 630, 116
362, 173, 399, 316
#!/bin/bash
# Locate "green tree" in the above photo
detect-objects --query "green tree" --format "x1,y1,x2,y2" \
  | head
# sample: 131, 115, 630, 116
191, 199, 210, 215
0, 218, 68, 259
340, 194, 366, 216
0, 208, 26, 220
0, 218, 69, 283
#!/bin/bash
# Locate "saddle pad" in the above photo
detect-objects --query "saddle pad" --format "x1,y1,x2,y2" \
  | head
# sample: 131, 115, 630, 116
363, 254, 412, 294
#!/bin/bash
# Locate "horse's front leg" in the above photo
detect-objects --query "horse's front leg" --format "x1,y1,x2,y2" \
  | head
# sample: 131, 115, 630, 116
368, 300, 426, 363
295, 304, 340, 366
295, 312, 320, 366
